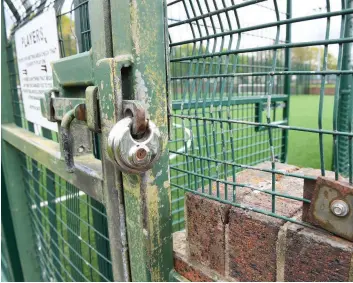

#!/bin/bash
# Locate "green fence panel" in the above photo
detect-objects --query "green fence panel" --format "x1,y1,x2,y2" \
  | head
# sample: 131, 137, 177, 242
167, 0, 353, 230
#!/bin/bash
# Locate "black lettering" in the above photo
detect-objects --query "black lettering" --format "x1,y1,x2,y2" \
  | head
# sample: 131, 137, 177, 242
20, 26, 48, 48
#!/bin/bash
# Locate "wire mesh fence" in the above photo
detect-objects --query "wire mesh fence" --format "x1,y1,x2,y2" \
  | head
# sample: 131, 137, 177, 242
4, 0, 112, 281
23, 156, 113, 281
167, 0, 353, 231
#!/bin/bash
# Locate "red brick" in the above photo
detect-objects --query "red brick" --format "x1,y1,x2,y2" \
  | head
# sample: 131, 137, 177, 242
227, 208, 284, 281
226, 164, 304, 281
173, 230, 234, 282
185, 193, 230, 275
174, 230, 212, 281
186, 162, 299, 277
174, 254, 213, 282
284, 223, 353, 282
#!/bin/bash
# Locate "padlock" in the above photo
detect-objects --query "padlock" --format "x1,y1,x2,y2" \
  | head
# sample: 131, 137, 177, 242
107, 117, 162, 173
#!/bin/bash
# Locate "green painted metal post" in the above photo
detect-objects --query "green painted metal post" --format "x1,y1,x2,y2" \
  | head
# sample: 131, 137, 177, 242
110, 1, 174, 281
337, 0, 353, 177
89, 0, 131, 281
282, 0, 292, 163
1, 2, 42, 281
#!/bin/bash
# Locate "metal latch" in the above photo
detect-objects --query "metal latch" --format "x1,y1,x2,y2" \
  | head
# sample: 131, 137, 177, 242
41, 89, 162, 173
41, 86, 100, 172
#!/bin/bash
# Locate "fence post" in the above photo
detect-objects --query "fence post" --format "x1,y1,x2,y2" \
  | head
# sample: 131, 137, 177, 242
1, 2, 42, 281
109, 0, 174, 280
337, 0, 353, 177
282, 0, 292, 162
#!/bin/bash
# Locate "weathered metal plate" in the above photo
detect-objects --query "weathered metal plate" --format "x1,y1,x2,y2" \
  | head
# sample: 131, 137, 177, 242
85, 86, 100, 132
308, 176, 353, 241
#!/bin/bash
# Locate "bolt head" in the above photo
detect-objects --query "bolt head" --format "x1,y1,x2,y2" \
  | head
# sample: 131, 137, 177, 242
330, 200, 349, 217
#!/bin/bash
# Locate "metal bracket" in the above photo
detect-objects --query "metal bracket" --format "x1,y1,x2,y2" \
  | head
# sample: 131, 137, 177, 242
40, 87, 100, 172
60, 104, 87, 172
86, 86, 100, 133
307, 176, 353, 241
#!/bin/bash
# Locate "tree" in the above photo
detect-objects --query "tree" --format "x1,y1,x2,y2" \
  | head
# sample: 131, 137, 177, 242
58, 15, 77, 57
292, 47, 337, 70
170, 43, 253, 76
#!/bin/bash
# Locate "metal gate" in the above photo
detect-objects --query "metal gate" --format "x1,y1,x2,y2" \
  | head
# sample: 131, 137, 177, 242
2, 0, 353, 282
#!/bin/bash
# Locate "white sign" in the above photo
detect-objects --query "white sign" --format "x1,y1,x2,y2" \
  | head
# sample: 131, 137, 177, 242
15, 8, 60, 132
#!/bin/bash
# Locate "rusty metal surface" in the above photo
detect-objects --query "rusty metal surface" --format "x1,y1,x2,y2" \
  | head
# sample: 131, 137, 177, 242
74, 104, 87, 122
90, 0, 132, 280
40, 89, 58, 122
41, 95, 86, 122
109, 0, 174, 280
71, 122, 93, 157
123, 100, 148, 137
309, 176, 353, 241
1, 123, 104, 202
53, 98, 86, 121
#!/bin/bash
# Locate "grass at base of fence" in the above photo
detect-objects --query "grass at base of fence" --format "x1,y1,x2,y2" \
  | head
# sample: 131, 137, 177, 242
287, 95, 333, 170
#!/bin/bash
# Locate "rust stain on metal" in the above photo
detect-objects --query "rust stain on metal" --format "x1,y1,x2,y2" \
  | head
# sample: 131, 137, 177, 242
308, 176, 353, 241
74, 104, 87, 121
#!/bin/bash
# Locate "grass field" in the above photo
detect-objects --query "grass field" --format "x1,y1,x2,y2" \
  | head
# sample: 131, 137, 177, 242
287, 95, 333, 170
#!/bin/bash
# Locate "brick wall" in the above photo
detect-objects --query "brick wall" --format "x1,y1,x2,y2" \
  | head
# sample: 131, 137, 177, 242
173, 163, 353, 282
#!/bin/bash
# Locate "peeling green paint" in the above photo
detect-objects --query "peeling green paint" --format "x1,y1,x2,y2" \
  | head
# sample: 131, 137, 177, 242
110, 0, 174, 281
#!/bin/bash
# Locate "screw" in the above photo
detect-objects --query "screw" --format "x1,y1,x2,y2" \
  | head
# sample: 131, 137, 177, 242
330, 200, 350, 217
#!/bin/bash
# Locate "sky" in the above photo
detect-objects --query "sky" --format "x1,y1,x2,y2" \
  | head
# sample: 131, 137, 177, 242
4, 0, 348, 59
167, 0, 345, 58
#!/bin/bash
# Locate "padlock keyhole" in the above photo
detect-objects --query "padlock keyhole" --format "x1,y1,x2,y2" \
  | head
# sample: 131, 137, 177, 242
136, 148, 147, 161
